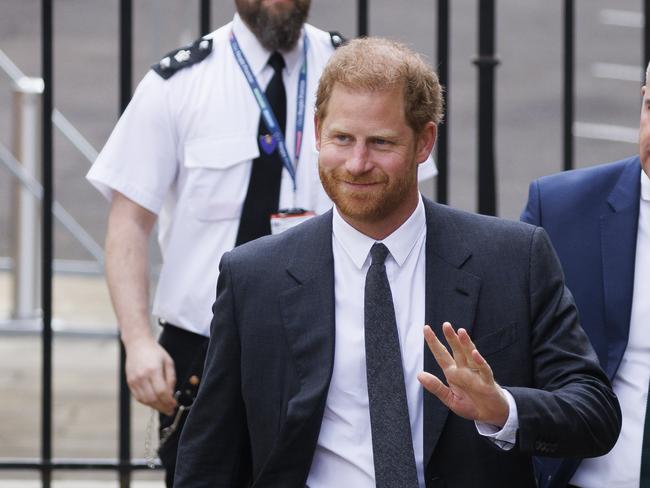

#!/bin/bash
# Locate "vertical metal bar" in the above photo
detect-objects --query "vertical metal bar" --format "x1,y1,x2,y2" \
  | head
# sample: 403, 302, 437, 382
563, 0, 574, 171
474, 0, 499, 215
200, 0, 211, 36
436, 0, 449, 205
119, 2, 133, 486
41, 1, 53, 487
357, 0, 368, 37
642, 0, 650, 85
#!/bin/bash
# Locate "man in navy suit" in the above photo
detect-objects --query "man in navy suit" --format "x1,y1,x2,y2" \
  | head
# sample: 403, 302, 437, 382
175, 37, 620, 488
521, 65, 650, 487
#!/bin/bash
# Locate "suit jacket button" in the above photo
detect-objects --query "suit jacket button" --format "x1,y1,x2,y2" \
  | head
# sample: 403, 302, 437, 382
428, 476, 445, 487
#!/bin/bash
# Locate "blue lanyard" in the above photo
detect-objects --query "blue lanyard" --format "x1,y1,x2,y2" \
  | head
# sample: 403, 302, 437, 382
230, 31, 308, 192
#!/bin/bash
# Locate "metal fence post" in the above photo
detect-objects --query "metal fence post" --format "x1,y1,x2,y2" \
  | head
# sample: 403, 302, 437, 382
200, 0, 211, 36
641, 0, 650, 81
563, 0, 574, 171
41, 0, 54, 485
357, 0, 368, 37
475, 0, 499, 216
119, 1, 133, 486
11, 76, 44, 321
436, 0, 449, 205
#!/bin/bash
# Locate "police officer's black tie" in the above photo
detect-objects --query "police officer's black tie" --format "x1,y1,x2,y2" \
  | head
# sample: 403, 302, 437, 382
365, 243, 419, 488
235, 52, 286, 246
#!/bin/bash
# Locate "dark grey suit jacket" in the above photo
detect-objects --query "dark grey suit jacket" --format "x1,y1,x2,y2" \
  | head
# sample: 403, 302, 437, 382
175, 198, 620, 488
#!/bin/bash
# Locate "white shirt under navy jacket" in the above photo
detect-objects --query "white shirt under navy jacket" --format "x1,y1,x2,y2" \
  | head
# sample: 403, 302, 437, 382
306, 196, 519, 488
570, 170, 650, 488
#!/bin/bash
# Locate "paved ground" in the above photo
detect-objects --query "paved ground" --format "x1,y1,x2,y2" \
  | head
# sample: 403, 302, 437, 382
0, 271, 165, 486
0, 0, 647, 485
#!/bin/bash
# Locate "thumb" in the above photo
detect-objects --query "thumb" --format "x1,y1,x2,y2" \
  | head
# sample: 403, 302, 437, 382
163, 355, 177, 393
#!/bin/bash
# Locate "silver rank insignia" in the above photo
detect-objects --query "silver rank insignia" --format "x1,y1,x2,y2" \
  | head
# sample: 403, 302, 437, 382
152, 37, 213, 80
174, 50, 191, 63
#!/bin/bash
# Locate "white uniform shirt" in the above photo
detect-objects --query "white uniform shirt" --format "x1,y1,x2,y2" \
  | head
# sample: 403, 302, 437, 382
570, 169, 650, 488
306, 196, 517, 488
87, 15, 338, 336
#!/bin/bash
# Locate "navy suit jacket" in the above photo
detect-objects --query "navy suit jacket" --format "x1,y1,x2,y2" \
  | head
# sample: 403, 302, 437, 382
521, 156, 641, 487
176, 198, 620, 488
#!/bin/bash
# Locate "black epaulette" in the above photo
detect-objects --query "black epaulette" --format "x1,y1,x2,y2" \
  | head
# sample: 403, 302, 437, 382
152, 37, 213, 80
329, 31, 347, 49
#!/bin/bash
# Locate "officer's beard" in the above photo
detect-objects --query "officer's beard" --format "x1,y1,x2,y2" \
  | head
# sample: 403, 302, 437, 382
236, 0, 311, 52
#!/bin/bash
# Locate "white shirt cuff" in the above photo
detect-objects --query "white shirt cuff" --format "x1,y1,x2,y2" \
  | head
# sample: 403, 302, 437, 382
474, 388, 518, 450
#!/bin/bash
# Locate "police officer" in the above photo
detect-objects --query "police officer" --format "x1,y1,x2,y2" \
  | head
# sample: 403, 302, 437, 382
87, 1, 345, 485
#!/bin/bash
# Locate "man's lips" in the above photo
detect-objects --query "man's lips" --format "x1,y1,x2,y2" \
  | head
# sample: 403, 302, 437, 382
337, 178, 385, 186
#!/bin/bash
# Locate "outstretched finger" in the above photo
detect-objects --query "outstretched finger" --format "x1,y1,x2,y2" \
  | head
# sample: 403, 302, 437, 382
457, 328, 480, 369
417, 371, 452, 406
442, 322, 469, 368
471, 347, 495, 383
424, 325, 455, 370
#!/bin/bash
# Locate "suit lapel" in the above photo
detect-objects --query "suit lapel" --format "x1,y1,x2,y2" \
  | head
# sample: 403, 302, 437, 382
600, 158, 641, 379
275, 212, 336, 457
422, 200, 482, 466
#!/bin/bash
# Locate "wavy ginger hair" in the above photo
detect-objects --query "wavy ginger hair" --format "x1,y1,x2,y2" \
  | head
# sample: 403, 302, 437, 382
315, 37, 444, 133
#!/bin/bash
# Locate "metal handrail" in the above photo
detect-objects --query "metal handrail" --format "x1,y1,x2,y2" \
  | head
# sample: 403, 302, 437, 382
52, 109, 99, 164
0, 47, 104, 265
0, 48, 25, 83
0, 142, 104, 264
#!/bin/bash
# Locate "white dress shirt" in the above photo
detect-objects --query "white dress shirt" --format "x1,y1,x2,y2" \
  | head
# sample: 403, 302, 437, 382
306, 196, 518, 488
570, 169, 650, 488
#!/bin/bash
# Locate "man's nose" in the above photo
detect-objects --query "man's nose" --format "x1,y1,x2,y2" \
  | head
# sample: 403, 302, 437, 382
345, 143, 371, 175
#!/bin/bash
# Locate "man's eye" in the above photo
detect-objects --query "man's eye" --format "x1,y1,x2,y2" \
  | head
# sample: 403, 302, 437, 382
335, 134, 350, 142
373, 138, 391, 146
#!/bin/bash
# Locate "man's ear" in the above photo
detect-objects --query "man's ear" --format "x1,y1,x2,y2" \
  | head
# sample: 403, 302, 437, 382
314, 114, 322, 151
416, 122, 437, 164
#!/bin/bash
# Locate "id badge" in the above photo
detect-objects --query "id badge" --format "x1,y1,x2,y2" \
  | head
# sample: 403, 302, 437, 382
270, 208, 315, 235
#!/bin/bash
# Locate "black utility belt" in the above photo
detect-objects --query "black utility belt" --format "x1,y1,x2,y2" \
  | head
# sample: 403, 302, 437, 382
157, 320, 210, 447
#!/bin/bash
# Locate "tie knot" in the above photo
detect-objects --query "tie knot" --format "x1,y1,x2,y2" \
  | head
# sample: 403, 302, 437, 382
370, 243, 390, 265
268, 52, 285, 74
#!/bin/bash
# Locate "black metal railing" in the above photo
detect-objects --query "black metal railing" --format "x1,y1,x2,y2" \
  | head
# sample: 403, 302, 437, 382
118, 2, 133, 485
436, 0, 449, 205
475, 0, 498, 215
41, 1, 53, 487
3, 1, 650, 486
645, 0, 650, 82
563, 0, 575, 172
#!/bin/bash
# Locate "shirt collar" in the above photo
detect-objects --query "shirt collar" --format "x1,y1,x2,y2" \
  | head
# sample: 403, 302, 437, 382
642, 167, 650, 202
332, 196, 427, 269
232, 13, 304, 78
